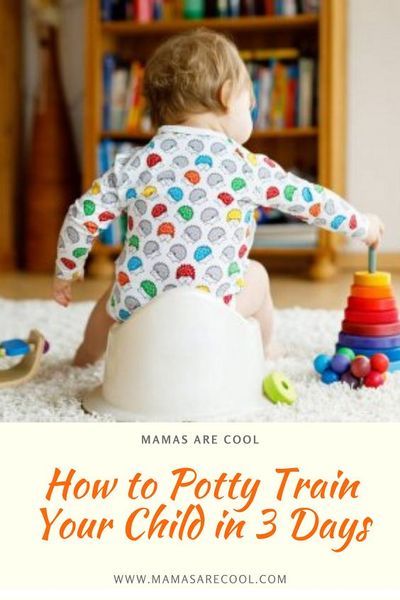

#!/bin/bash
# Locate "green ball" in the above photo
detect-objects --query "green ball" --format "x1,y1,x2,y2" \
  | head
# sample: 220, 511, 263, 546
337, 347, 356, 361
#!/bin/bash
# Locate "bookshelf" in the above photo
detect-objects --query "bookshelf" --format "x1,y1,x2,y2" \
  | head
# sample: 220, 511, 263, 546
83, 0, 347, 279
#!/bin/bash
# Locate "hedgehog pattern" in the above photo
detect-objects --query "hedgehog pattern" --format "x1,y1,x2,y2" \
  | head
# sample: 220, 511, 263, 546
56, 125, 369, 322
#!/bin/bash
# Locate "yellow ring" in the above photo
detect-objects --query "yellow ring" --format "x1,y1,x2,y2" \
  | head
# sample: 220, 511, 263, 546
354, 271, 391, 287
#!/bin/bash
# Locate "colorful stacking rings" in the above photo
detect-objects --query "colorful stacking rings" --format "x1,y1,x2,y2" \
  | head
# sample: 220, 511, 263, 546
336, 268, 400, 372
350, 285, 393, 299
341, 321, 400, 336
353, 271, 391, 287
336, 345, 400, 361
347, 297, 396, 311
338, 333, 400, 350
344, 309, 399, 324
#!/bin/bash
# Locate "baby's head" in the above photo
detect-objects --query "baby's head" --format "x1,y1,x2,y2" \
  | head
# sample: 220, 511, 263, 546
143, 28, 255, 144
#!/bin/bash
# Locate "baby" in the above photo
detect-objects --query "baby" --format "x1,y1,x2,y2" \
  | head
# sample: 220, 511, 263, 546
54, 29, 384, 367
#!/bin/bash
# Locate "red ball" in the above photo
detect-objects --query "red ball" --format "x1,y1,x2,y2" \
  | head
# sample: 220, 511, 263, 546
364, 370, 385, 388
370, 353, 389, 373
351, 356, 371, 379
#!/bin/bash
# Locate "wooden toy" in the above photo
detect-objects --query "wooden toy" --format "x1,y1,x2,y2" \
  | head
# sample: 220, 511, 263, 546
314, 349, 389, 389
364, 371, 385, 388
350, 356, 371, 379
336, 345, 400, 361
263, 372, 297, 405
350, 285, 393, 299
344, 308, 399, 324
341, 321, 400, 336
347, 296, 396, 311
354, 271, 391, 287
336, 347, 356, 361
321, 369, 340, 384
370, 353, 390, 373
338, 249, 400, 372
0, 330, 49, 389
339, 332, 400, 349
388, 360, 400, 372
330, 353, 351, 374
340, 371, 361, 388
313, 354, 331, 374
314, 249, 396, 387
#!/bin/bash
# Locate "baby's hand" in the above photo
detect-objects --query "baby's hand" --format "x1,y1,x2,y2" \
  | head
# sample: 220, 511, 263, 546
365, 213, 385, 249
53, 278, 72, 307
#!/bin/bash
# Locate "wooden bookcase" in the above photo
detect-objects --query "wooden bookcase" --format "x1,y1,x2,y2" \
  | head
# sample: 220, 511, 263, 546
83, 0, 347, 279
0, 1, 22, 271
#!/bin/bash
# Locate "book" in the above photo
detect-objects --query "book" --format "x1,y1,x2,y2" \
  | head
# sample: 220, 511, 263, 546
268, 60, 287, 128
298, 57, 315, 127
110, 68, 130, 130
217, 0, 229, 17
134, 0, 154, 22
285, 63, 299, 127
255, 66, 272, 129
102, 54, 117, 130
100, 0, 320, 20
229, 0, 241, 17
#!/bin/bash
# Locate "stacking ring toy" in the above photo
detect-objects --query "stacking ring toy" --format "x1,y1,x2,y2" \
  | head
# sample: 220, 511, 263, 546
344, 309, 399, 324
336, 345, 400, 361
342, 321, 400, 336
388, 360, 400, 372
339, 332, 400, 349
347, 297, 396, 311
263, 372, 297, 405
354, 271, 391, 287
351, 285, 393, 299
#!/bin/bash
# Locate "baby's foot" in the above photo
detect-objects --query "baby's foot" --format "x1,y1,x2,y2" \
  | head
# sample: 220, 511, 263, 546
73, 344, 103, 367
265, 341, 284, 361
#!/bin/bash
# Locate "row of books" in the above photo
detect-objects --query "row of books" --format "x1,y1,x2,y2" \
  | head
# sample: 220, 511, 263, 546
103, 55, 152, 132
102, 51, 316, 132
97, 139, 317, 249
101, 0, 320, 22
246, 50, 315, 129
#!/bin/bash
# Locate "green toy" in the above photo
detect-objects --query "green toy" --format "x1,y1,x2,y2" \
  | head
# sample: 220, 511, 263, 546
263, 372, 297, 405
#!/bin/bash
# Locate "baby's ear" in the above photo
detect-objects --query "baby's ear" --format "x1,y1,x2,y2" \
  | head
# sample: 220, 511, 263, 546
218, 79, 233, 111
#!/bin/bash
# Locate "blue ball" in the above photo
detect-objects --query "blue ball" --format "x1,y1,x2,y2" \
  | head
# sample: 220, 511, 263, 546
313, 354, 332, 374
330, 353, 351, 375
321, 369, 340, 385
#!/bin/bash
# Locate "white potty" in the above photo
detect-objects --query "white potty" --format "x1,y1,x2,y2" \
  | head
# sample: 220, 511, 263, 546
84, 288, 266, 421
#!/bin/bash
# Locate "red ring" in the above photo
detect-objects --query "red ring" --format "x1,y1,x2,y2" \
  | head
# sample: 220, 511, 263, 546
342, 321, 400, 336
344, 308, 399, 324
347, 296, 397, 311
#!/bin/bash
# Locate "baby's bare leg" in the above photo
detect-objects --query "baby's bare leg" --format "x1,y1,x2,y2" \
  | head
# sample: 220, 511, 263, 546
236, 260, 274, 352
74, 284, 116, 367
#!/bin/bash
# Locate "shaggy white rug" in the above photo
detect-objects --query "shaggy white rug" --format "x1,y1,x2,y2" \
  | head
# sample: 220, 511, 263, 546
0, 298, 399, 422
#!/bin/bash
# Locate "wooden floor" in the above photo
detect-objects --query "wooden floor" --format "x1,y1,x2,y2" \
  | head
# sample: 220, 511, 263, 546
1, 271, 400, 309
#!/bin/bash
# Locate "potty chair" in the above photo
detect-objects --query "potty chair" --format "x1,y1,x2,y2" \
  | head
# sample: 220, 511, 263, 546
83, 288, 266, 421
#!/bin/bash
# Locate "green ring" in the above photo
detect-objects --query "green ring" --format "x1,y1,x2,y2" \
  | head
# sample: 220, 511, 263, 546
263, 372, 297, 405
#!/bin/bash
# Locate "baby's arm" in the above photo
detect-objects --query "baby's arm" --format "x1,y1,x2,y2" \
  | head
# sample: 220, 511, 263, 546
54, 154, 129, 305
249, 152, 383, 246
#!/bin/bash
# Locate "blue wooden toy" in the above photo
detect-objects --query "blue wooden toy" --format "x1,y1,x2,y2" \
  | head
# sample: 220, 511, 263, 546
0, 330, 49, 388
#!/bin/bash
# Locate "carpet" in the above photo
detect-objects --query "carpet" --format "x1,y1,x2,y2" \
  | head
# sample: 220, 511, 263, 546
0, 298, 399, 422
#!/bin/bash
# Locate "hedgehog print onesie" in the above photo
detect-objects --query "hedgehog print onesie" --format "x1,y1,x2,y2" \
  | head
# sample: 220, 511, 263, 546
56, 125, 368, 322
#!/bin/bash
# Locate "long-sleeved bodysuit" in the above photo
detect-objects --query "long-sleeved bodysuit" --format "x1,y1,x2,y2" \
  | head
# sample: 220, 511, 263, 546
56, 125, 369, 321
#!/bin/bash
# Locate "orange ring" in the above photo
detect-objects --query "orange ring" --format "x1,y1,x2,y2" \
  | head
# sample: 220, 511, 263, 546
351, 285, 394, 299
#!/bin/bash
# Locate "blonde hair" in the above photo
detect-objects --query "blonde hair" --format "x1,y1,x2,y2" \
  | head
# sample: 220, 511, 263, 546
143, 28, 252, 127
